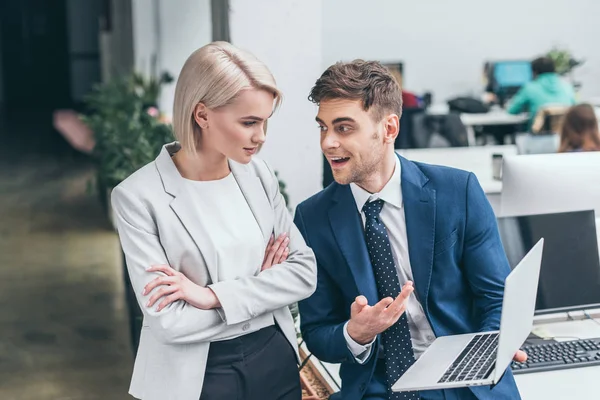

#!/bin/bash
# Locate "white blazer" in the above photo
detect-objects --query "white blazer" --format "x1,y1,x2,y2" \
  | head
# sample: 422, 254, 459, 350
111, 142, 317, 400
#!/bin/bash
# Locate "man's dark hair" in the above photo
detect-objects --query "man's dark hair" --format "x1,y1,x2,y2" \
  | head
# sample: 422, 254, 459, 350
532, 57, 556, 76
308, 60, 403, 121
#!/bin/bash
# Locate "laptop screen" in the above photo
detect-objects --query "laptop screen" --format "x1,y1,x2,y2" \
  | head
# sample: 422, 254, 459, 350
497, 210, 600, 313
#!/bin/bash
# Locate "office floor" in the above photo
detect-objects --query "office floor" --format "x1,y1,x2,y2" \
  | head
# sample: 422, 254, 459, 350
0, 146, 133, 399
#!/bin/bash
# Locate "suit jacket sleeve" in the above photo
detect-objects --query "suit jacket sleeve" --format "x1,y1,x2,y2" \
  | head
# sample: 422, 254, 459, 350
208, 160, 317, 325
462, 173, 511, 332
112, 185, 238, 345
295, 205, 368, 364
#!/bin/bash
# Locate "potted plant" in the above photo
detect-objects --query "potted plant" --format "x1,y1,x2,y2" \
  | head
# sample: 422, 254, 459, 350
82, 71, 174, 224
546, 47, 584, 90
81, 71, 173, 353
546, 47, 584, 76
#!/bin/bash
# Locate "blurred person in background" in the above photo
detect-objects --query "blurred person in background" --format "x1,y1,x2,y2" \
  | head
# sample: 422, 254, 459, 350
507, 56, 576, 130
559, 103, 600, 152
111, 41, 317, 400
387, 66, 421, 109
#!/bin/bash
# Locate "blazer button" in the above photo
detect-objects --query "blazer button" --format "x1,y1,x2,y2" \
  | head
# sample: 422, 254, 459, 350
242, 323, 250, 331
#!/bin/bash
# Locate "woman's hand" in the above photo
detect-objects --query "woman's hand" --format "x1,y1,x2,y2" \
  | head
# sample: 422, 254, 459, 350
143, 265, 221, 312
261, 233, 290, 271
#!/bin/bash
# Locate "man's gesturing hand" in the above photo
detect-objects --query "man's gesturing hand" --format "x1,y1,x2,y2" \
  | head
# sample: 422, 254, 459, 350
347, 282, 414, 345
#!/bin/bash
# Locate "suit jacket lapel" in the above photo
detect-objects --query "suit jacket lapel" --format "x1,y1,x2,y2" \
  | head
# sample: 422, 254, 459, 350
329, 184, 379, 306
399, 155, 436, 314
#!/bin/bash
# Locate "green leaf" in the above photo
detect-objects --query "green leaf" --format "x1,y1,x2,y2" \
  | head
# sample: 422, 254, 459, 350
83, 71, 175, 187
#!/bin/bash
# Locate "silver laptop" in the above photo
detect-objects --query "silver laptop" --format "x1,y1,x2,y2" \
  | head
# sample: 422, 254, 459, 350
392, 238, 544, 392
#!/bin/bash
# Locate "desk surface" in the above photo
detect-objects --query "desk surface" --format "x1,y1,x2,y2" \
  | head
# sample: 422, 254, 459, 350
396, 145, 517, 195
427, 104, 529, 126
310, 314, 600, 399
515, 316, 600, 399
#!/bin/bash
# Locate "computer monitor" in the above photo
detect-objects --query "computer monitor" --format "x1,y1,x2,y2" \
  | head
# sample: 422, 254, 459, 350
493, 61, 532, 89
497, 210, 600, 313
500, 152, 600, 218
486, 60, 532, 105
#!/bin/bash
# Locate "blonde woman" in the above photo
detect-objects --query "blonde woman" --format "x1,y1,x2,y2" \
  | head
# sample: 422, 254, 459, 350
111, 42, 317, 400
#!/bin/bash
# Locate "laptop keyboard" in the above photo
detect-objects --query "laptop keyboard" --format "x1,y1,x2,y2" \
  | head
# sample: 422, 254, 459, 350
511, 338, 600, 374
438, 333, 499, 383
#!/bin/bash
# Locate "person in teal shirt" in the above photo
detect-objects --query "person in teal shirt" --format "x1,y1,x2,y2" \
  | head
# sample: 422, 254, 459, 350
507, 57, 576, 130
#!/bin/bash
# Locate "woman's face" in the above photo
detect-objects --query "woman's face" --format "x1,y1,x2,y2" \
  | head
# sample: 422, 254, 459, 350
200, 88, 275, 164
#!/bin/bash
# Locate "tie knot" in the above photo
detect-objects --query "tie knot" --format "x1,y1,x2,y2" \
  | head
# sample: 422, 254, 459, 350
362, 199, 384, 218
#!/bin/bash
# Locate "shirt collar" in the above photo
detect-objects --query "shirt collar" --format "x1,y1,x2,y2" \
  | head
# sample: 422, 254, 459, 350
350, 155, 402, 213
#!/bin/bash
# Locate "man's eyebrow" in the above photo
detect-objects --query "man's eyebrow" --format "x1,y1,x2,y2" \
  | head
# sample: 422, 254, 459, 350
332, 117, 356, 124
315, 117, 356, 125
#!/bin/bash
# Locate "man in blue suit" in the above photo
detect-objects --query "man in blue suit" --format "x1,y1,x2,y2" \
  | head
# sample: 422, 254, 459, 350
294, 60, 526, 400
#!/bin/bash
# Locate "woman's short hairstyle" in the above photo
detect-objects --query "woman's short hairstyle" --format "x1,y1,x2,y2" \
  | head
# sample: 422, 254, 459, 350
173, 41, 282, 153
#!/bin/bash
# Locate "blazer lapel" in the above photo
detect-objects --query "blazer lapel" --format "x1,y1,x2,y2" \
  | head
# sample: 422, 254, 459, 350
329, 184, 379, 306
399, 155, 436, 314
170, 190, 220, 284
154, 143, 219, 284
230, 161, 273, 244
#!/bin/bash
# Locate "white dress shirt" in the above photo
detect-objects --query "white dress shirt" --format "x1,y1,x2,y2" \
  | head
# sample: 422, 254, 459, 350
343, 156, 437, 362
185, 173, 275, 340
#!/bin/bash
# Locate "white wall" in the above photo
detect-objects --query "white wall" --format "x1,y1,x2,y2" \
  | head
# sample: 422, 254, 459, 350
323, 0, 600, 102
230, 0, 323, 207
131, 0, 322, 206
132, 0, 211, 112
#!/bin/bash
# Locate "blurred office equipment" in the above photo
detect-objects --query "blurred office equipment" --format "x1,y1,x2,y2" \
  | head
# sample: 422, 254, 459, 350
500, 152, 600, 217
530, 105, 568, 134
394, 111, 468, 150
394, 107, 427, 149
513, 105, 567, 154
497, 210, 600, 313
498, 210, 600, 375
487, 60, 533, 106
515, 133, 560, 155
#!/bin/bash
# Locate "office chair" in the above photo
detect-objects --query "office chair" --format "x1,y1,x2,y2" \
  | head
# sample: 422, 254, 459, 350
395, 107, 426, 149
515, 105, 567, 154
531, 105, 568, 135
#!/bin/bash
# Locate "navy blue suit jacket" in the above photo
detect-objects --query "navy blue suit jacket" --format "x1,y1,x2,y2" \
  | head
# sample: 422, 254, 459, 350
294, 155, 520, 400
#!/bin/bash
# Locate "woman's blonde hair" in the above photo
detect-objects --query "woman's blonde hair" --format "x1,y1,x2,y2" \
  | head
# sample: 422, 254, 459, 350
172, 41, 282, 154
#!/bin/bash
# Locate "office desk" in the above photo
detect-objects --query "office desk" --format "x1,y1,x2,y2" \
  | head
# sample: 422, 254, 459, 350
515, 315, 600, 399
397, 146, 517, 214
307, 315, 600, 399
426, 104, 528, 146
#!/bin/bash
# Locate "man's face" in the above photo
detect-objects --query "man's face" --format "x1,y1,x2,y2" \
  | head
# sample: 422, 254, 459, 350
316, 99, 387, 186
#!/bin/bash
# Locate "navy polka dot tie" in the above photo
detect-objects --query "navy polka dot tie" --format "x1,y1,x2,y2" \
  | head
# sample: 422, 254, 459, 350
363, 199, 419, 400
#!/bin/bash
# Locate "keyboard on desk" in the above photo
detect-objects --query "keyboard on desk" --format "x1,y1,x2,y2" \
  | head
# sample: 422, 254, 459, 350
511, 338, 600, 374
